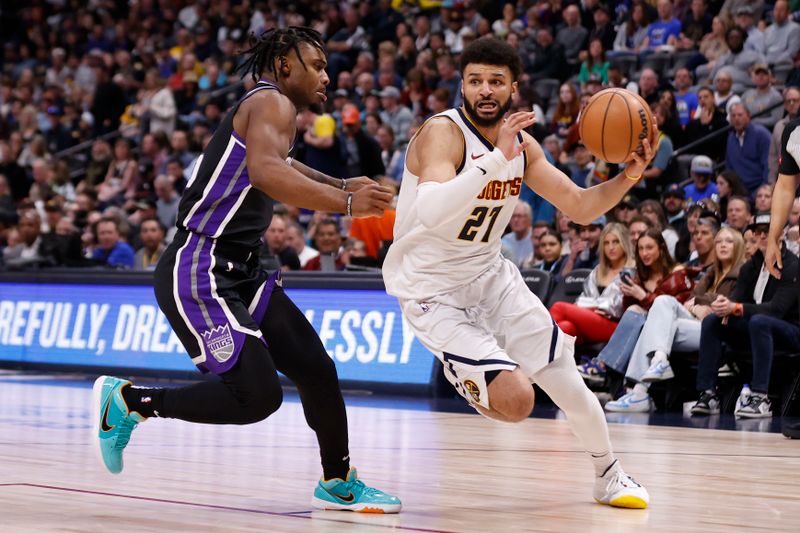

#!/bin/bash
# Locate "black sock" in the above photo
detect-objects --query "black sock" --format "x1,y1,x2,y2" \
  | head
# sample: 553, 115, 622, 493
121, 384, 165, 418
322, 454, 351, 481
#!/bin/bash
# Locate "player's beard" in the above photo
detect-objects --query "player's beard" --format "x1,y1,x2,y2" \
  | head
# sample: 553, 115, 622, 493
462, 94, 512, 127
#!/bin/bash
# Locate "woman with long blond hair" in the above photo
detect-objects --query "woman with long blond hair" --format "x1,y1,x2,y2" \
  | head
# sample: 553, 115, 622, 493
550, 223, 634, 345
605, 228, 745, 412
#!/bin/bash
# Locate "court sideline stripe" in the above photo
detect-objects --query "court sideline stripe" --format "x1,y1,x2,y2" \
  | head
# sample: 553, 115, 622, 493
0, 483, 457, 533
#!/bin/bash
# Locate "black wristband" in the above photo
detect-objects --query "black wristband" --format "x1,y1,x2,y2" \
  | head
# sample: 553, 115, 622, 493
345, 192, 353, 216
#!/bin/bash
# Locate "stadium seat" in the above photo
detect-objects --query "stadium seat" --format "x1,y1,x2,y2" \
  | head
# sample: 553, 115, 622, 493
519, 269, 552, 302
546, 268, 591, 308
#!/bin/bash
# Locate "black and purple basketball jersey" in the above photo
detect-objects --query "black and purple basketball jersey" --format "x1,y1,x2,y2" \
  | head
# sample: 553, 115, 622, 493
176, 80, 283, 250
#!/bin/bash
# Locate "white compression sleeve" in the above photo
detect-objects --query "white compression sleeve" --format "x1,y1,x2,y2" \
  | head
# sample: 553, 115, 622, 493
415, 148, 510, 229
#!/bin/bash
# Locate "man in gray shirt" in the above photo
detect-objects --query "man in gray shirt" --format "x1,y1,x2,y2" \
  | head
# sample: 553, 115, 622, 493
378, 86, 414, 146
556, 5, 588, 62
741, 64, 784, 129
763, 0, 800, 66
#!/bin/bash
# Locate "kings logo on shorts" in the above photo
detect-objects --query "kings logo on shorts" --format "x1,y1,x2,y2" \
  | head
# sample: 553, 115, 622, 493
202, 324, 235, 363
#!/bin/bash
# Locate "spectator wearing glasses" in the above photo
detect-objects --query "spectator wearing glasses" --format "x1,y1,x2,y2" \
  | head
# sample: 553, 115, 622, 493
613, 194, 639, 225
501, 202, 534, 268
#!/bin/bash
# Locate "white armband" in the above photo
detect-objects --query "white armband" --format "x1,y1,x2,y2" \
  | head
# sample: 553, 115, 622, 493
416, 148, 509, 229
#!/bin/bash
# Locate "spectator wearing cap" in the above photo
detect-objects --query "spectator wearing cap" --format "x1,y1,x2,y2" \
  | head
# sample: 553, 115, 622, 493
614, 194, 640, 225
768, 87, 800, 181
642, 0, 682, 51
444, 9, 472, 55
378, 86, 414, 146
732, 5, 765, 55
691, 212, 799, 419
91, 216, 134, 269
44, 106, 75, 154
568, 143, 595, 188
764, 0, 800, 66
662, 184, 688, 236
340, 104, 385, 180
133, 217, 166, 271
726, 103, 771, 194
684, 155, 719, 203
562, 215, 605, 274
686, 86, 728, 163
741, 64, 784, 129
501, 203, 534, 268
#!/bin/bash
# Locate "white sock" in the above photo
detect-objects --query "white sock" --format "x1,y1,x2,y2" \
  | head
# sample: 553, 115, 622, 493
632, 383, 649, 398
533, 356, 616, 477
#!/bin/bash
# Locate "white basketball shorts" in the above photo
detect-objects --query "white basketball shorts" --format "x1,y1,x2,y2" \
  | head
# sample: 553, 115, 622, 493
399, 257, 574, 409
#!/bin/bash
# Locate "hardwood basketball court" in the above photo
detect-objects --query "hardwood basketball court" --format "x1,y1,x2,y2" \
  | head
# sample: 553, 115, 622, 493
1, 371, 798, 532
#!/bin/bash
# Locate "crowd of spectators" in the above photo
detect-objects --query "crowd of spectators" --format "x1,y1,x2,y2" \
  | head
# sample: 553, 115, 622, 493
2, 1, 800, 416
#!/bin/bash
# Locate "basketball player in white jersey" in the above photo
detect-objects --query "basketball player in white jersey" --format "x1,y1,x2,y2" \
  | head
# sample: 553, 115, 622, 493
383, 38, 656, 508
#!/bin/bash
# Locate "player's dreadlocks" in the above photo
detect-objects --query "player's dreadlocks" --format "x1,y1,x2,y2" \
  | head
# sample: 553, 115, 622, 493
237, 26, 326, 82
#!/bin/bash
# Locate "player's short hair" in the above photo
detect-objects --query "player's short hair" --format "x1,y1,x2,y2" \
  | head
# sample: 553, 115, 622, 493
459, 37, 522, 82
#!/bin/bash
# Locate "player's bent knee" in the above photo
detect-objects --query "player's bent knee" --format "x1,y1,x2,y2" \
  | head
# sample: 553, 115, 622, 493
233, 385, 283, 424
487, 369, 535, 422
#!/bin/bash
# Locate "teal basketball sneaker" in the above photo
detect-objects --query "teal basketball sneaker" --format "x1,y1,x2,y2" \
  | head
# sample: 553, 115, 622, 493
92, 376, 146, 474
312, 468, 401, 513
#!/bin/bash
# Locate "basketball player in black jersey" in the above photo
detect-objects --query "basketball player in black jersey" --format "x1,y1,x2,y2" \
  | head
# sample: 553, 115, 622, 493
91, 27, 401, 513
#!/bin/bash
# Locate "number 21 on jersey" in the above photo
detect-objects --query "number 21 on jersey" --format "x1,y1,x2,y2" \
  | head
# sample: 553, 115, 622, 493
457, 206, 502, 242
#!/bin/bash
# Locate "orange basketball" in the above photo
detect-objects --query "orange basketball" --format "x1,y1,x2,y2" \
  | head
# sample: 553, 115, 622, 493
578, 88, 655, 164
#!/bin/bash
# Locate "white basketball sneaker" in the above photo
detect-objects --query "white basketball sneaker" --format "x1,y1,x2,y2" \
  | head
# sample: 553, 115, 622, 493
593, 460, 649, 509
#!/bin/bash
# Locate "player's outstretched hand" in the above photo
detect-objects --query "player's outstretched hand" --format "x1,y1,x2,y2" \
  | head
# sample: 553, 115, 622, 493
497, 111, 535, 161
343, 176, 374, 193
350, 183, 394, 217
623, 122, 658, 180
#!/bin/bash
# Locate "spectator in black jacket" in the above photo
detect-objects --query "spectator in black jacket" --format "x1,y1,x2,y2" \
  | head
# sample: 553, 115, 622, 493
686, 87, 728, 162
691, 214, 800, 418
340, 105, 385, 179
526, 28, 567, 81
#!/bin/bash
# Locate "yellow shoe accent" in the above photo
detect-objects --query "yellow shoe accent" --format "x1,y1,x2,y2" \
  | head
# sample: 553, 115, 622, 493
609, 495, 648, 509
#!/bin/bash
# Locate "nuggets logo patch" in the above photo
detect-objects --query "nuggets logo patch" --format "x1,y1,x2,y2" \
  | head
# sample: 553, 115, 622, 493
202, 324, 235, 363
463, 379, 481, 404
